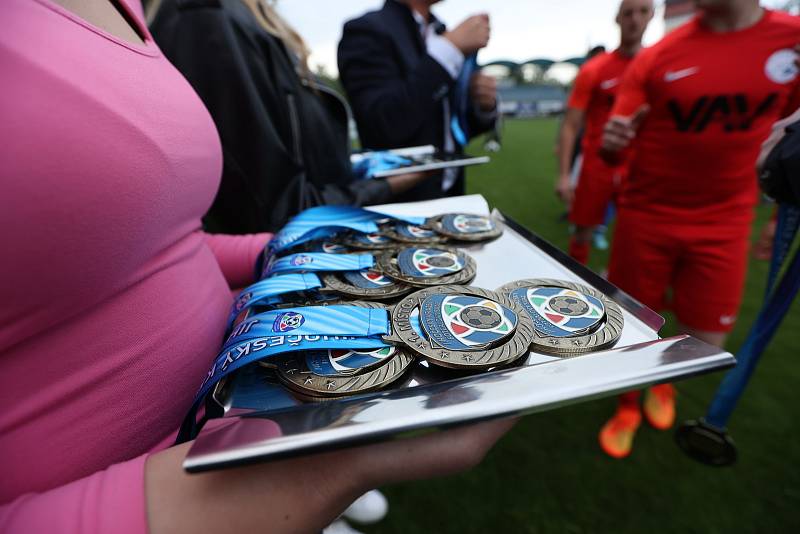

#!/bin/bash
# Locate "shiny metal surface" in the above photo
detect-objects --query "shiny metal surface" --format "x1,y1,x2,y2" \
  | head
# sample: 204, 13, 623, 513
184, 195, 734, 472
186, 335, 732, 472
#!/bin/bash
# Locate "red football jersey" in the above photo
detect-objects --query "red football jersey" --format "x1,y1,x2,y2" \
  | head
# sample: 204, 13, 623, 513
611, 10, 800, 223
568, 50, 635, 168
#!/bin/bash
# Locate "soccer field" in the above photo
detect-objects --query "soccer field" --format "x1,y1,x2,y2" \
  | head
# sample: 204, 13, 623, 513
368, 118, 800, 533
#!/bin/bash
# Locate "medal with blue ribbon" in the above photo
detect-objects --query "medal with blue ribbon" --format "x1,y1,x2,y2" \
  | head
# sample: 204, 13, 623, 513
376, 246, 477, 287
340, 230, 397, 250
266, 302, 415, 398
320, 267, 414, 301
178, 304, 399, 442
382, 220, 446, 244
228, 273, 324, 329
384, 285, 534, 370
426, 213, 502, 242
262, 252, 375, 279
676, 204, 800, 466
267, 205, 425, 256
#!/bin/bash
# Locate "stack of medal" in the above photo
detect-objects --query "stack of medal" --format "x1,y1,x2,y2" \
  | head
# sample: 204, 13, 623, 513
222, 207, 508, 403
258, 302, 416, 401
179, 206, 630, 441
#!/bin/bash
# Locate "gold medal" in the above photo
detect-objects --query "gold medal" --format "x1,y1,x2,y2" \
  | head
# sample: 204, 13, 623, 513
385, 285, 534, 370
376, 246, 476, 287
497, 279, 624, 355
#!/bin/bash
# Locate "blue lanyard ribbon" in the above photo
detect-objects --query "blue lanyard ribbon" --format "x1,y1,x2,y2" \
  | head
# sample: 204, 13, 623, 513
352, 151, 413, 179
228, 273, 323, 330
262, 252, 374, 278
268, 206, 424, 255
450, 54, 477, 147
705, 204, 800, 429
177, 305, 392, 442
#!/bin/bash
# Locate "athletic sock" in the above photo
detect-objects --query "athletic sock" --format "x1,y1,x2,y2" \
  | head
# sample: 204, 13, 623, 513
569, 236, 590, 265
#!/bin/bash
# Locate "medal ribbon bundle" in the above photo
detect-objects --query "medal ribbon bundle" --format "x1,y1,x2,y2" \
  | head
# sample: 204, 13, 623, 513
179, 205, 627, 442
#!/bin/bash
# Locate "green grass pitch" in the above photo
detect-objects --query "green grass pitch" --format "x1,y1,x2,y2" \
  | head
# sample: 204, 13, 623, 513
366, 118, 800, 534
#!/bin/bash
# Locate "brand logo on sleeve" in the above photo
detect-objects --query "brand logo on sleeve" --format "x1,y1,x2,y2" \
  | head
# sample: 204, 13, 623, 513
664, 66, 699, 83
765, 49, 798, 84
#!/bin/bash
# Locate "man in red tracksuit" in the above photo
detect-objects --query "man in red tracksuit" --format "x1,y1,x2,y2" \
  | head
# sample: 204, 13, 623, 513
556, 0, 654, 265
599, 0, 800, 458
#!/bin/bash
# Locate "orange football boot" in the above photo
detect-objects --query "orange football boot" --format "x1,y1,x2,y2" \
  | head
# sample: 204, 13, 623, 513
643, 384, 676, 430
599, 407, 642, 459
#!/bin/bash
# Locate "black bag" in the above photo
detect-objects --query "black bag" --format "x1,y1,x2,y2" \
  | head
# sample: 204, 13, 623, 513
760, 118, 800, 206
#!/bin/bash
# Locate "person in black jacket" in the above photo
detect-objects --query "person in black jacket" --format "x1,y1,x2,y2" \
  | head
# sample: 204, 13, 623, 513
149, 0, 428, 233
338, 0, 498, 202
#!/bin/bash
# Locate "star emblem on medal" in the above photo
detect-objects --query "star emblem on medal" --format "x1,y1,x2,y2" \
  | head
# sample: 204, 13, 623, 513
306, 346, 395, 376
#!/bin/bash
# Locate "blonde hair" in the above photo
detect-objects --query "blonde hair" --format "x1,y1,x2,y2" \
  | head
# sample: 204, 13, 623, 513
242, 0, 313, 79
146, 0, 312, 79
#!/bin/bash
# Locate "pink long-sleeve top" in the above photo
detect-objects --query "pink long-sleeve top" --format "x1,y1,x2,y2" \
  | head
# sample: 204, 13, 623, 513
0, 0, 272, 531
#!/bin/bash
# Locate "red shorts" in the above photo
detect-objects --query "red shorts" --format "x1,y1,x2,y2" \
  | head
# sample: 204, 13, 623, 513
569, 158, 622, 227
608, 210, 751, 332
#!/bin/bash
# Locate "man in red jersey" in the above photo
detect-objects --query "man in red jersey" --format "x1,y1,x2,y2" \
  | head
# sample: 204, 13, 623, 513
599, 0, 800, 458
556, 0, 655, 265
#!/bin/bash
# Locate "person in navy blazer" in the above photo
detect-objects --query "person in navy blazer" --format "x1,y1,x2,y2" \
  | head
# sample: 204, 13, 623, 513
338, 0, 498, 201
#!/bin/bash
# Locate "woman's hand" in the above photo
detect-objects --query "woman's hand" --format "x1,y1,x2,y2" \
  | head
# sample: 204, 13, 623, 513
146, 417, 517, 534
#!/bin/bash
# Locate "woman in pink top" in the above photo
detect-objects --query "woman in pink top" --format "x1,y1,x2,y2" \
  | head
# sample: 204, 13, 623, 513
0, 1, 514, 532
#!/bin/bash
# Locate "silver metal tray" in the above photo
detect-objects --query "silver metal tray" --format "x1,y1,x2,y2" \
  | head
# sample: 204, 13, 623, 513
184, 196, 734, 472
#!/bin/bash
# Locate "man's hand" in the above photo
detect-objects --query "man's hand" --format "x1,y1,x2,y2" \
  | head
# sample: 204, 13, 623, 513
444, 14, 490, 55
753, 217, 777, 261
555, 174, 574, 207
469, 72, 497, 111
600, 104, 649, 164
386, 171, 434, 195
601, 105, 649, 153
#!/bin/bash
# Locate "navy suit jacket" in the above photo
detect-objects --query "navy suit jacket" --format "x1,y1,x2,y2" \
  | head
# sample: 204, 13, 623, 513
338, 0, 494, 201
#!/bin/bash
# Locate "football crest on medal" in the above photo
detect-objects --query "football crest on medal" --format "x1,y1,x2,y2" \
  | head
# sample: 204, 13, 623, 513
399, 248, 464, 277
498, 279, 623, 355
427, 213, 502, 241
386, 285, 534, 369
377, 246, 476, 286
765, 49, 799, 84
419, 294, 517, 351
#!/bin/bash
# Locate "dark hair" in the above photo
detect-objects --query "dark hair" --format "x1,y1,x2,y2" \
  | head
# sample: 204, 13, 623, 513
587, 45, 607, 59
